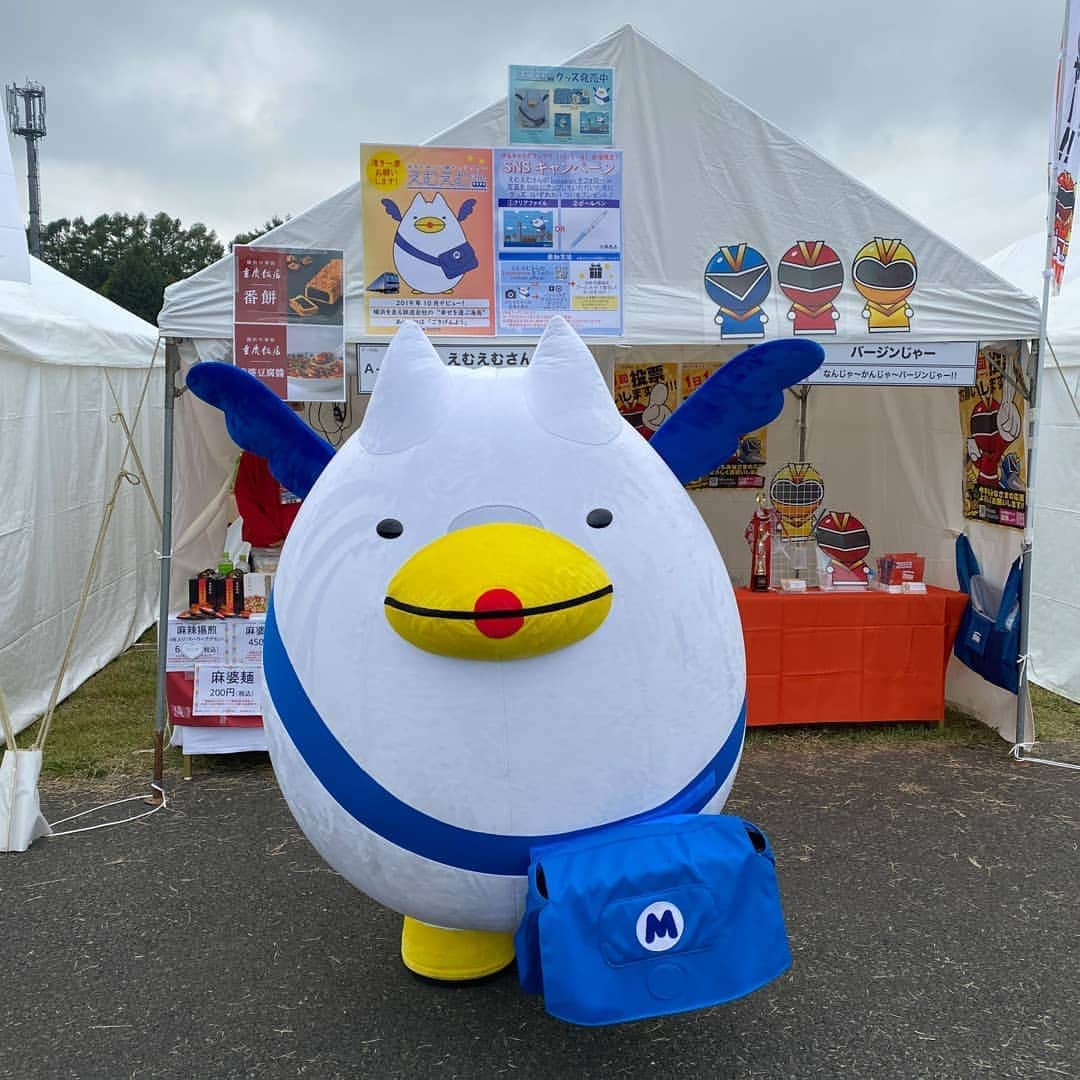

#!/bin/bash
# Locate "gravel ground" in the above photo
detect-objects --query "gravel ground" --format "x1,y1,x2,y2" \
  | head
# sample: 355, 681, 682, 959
2, 740, 1077, 1080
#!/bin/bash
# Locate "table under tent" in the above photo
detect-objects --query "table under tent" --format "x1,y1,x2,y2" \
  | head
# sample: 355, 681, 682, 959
157, 25, 1044, 749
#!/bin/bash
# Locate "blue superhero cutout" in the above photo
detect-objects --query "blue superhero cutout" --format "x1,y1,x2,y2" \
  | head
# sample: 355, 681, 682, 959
704, 244, 773, 340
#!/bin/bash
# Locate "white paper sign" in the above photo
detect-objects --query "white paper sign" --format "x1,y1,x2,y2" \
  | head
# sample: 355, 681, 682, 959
357, 342, 534, 393
230, 616, 266, 665
166, 617, 229, 671
803, 341, 978, 386
192, 664, 263, 716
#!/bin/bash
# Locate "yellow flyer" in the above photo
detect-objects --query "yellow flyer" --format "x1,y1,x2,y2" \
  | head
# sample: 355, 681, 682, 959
958, 342, 1027, 528
361, 146, 495, 335
613, 361, 679, 442
682, 363, 769, 489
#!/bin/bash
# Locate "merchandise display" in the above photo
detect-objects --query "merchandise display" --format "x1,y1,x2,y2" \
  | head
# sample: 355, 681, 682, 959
744, 496, 778, 591
876, 552, 926, 587
814, 510, 872, 589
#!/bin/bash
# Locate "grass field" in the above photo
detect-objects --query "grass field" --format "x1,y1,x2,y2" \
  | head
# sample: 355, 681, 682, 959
14, 628, 1080, 779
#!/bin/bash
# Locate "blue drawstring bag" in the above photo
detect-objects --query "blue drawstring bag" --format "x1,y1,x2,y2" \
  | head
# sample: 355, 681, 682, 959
514, 813, 791, 1026
953, 534, 1022, 694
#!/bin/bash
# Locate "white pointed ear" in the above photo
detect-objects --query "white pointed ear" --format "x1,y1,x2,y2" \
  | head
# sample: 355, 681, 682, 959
524, 316, 622, 444
359, 322, 454, 453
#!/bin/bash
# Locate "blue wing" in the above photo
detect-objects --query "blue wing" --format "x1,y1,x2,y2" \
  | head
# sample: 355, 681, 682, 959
457, 198, 477, 223
185, 362, 335, 499
381, 198, 403, 222
650, 340, 824, 484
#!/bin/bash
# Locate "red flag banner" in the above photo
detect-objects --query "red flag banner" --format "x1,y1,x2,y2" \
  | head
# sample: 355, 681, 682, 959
1052, 2, 1080, 292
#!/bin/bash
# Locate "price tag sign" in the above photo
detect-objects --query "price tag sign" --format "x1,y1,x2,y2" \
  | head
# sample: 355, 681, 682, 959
231, 617, 266, 664
166, 618, 229, 671
192, 664, 263, 716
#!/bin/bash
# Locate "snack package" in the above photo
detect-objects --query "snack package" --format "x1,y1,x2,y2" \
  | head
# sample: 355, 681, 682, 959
244, 572, 274, 614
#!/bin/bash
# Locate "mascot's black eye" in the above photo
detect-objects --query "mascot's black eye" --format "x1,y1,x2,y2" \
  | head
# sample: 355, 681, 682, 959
376, 518, 404, 539
587, 508, 613, 529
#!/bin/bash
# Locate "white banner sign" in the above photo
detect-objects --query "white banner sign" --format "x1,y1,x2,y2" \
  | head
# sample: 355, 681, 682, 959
1052, 0, 1080, 291
803, 341, 978, 387
357, 342, 534, 393
192, 664, 263, 716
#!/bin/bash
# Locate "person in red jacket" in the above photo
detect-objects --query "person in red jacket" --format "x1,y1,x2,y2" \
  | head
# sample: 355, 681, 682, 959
234, 450, 302, 548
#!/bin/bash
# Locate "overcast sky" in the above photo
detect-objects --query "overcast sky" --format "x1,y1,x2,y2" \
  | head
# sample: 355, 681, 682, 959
0, 1, 1066, 261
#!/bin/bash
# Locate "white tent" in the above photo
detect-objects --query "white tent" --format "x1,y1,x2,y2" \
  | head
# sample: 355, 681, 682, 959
0, 136, 162, 733
159, 25, 1042, 735
986, 233, 1080, 704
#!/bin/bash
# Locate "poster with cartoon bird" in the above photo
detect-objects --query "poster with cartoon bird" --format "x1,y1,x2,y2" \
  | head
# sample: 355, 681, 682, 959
362, 146, 496, 335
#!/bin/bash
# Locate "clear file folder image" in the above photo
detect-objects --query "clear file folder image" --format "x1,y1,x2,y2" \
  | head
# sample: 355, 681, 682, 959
579, 112, 610, 135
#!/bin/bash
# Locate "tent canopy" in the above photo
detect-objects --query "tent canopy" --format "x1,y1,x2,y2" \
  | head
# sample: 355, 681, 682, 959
986, 232, 1080, 367
0, 255, 162, 368
157, 26, 1046, 738
1, 132, 162, 732
986, 232, 1080, 705
159, 25, 1040, 345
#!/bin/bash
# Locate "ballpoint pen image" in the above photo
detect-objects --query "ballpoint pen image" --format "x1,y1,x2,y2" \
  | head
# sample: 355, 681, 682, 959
568, 209, 610, 249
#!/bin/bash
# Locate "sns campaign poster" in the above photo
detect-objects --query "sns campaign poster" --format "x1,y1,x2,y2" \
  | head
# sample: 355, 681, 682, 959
494, 148, 622, 336
361, 146, 495, 335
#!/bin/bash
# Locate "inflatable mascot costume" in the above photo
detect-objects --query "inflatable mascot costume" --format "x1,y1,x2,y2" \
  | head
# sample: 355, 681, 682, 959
187, 317, 824, 1026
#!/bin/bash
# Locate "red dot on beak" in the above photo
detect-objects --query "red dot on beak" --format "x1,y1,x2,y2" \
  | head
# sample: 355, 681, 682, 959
474, 588, 524, 639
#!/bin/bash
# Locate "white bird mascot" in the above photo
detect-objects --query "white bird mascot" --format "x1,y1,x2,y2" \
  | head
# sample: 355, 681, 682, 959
187, 316, 823, 1024
380, 192, 478, 295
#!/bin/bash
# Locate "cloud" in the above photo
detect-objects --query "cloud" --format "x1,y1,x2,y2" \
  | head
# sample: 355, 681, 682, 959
814, 122, 1051, 259
0, 0, 1068, 260
101, 9, 329, 151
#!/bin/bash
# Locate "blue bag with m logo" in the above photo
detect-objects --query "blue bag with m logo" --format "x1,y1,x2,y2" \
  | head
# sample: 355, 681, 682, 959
514, 813, 790, 1026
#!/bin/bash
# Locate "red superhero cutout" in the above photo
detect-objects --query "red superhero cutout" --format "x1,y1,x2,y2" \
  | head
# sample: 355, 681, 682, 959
777, 241, 844, 335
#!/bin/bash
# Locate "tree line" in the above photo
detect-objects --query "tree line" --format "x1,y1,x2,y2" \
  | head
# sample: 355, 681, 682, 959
35, 213, 289, 324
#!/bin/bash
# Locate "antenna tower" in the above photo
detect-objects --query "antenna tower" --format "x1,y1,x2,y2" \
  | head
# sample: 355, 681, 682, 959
5, 81, 47, 257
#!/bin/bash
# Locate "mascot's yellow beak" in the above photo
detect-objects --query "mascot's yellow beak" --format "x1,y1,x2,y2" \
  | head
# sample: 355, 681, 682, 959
384, 523, 612, 661
414, 216, 445, 234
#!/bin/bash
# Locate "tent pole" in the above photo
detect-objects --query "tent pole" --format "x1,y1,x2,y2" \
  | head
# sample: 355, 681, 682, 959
798, 387, 809, 460
152, 338, 181, 792
1013, 331, 1042, 757
1014, 150, 1058, 758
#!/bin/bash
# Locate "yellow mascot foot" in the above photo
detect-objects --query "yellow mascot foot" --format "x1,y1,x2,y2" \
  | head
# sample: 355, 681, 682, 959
400, 916, 515, 981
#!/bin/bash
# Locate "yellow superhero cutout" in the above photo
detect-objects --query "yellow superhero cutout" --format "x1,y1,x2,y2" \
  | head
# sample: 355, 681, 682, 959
768, 463, 825, 541
852, 237, 917, 333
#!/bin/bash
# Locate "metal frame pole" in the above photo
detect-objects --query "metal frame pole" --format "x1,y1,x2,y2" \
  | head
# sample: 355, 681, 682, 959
798, 386, 810, 461
152, 339, 181, 790
1014, 3, 1071, 756
1015, 255, 1052, 753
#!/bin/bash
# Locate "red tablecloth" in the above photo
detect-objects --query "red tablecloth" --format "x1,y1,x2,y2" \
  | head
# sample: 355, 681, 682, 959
735, 586, 968, 726
165, 670, 263, 728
